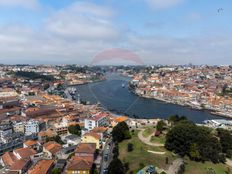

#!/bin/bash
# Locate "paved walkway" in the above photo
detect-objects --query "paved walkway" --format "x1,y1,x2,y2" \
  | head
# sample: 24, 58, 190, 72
147, 150, 166, 155
167, 158, 184, 174
138, 129, 164, 147
226, 158, 232, 168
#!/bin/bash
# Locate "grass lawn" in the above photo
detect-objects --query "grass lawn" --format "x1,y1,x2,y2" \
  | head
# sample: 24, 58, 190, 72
150, 135, 166, 144
119, 131, 176, 173
142, 127, 155, 138
184, 157, 232, 174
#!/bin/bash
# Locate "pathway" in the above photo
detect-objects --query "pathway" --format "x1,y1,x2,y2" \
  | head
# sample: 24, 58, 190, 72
167, 158, 184, 174
138, 129, 164, 147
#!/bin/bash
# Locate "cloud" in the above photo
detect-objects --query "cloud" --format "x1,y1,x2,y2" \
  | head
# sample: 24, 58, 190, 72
0, 0, 39, 10
146, 0, 184, 9
45, 2, 119, 40
0, 1, 231, 65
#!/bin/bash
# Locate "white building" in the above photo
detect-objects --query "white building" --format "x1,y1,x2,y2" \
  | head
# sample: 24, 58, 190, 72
84, 113, 108, 130
25, 120, 41, 135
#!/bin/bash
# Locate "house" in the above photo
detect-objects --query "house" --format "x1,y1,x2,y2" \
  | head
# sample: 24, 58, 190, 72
75, 143, 96, 159
64, 134, 81, 146
23, 140, 40, 151
13, 122, 25, 134
81, 132, 101, 149
91, 127, 108, 139
66, 156, 93, 174
0, 148, 35, 174
13, 147, 37, 160
43, 141, 62, 159
57, 145, 77, 159
9, 158, 31, 174
111, 116, 129, 127
28, 159, 54, 174
38, 129, 57, 144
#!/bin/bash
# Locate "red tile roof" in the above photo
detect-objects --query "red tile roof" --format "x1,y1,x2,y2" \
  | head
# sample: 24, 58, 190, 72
67, 156, 93, 171
24, 140, 38, 147
43, 141, 62, 154
28, 159, 54, 174
10, 158, 30, 171
75, 143, 96, 154
14, 147, 36, 159
1, 152, 17, 167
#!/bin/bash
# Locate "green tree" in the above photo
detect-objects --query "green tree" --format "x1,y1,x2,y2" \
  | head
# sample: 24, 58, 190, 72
217, 128, 232, 157
165, 120, 223, 163
156, 120, 166, 132
112, 122, 131, 142
108, 158, 125, 174
51, 168, 61, 174
189, 143, 201, 161
68, 125, 81, 136
46, 135, 64, 145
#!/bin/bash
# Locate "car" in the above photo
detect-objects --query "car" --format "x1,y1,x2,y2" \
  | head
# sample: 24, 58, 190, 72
104, 154, 108, 161
103, 168, 108, 174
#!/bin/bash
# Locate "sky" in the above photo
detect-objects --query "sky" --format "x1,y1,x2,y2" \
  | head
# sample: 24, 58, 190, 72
0, 0, 231, 65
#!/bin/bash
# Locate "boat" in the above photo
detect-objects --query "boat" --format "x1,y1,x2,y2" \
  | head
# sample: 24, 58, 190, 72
122, 83, 125, 88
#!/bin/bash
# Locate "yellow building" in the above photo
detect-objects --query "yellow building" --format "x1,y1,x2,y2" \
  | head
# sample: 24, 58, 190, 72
81, 132, 101, 149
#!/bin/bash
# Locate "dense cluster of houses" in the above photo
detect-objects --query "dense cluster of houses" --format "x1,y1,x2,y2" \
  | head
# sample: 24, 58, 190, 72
0, 65, 130, 174
132, 66, 232, 117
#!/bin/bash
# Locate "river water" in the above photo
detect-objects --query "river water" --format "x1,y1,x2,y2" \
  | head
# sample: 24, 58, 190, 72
75, 73, 223, 123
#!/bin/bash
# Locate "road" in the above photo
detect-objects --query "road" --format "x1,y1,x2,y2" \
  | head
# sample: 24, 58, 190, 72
100, 139, 114, 174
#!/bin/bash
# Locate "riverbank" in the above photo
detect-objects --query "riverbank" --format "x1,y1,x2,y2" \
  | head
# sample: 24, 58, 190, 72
67, 78, 106, 87
129, 87, 232, 119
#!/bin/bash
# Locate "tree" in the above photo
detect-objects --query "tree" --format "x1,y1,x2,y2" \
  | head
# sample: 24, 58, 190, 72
68, 125, 81, 136
168, 115, 187, 125
113, 143, 119, 159
127, 143, 133, 152
217, 128, 232, 157
165, 120, 223, 163
51, 168, 61, 174
156, 120, 166, 132
46, 135, 64, 145
108, 158, 125, 174
112, 122, 131, 142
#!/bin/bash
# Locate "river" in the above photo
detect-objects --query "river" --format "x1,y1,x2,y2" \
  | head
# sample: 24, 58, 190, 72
75, 73, 223, 123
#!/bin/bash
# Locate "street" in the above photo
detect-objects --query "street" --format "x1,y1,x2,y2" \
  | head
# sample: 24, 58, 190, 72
100, 139, 114, 174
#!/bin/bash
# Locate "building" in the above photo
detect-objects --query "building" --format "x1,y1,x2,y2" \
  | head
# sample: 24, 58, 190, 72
66, 156, 93, 174
23, 140, 40, 151
64, 134, 81, 146
28, 159, 54, 174
13, 122, 25, 134
0, 124, 13, 140
25, 120, 43, 136
38, 129, 57, 144
0, 147, 36, 172
81, 132, 101, 149
84, 113, 108, 130
43, 141, 62, 159
111, 116, 129, 127
53, 122, 68, 135
75, 143, 96, 159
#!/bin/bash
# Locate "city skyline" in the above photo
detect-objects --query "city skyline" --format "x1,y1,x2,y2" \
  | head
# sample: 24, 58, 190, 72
0, 0, 231, 65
